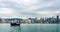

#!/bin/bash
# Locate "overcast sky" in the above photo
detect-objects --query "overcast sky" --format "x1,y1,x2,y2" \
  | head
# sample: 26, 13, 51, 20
0, 0, 60, 18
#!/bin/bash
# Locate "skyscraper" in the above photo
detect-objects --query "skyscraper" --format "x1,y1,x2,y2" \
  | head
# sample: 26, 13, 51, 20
34, 17, 38, 23
56, 15, 59, 24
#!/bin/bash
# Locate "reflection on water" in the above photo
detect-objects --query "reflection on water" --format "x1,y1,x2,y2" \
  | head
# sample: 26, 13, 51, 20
56, 24, 60, 32
0, 24, 60, 32
10, 26, 21, 32
0, 24, 21, 32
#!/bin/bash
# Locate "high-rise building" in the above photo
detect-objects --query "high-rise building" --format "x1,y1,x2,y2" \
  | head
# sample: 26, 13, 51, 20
34, 17, 38, 23
38, 18, 42, 23
56, 15, 59, 24
25, 19, 31, 23
2, 19, 6, 23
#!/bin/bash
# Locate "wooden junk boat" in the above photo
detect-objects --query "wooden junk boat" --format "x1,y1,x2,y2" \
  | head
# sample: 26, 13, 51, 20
10, 21, 21, 26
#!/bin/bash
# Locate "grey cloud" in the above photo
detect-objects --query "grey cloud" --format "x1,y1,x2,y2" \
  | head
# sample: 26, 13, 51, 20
0, 0, 60, 17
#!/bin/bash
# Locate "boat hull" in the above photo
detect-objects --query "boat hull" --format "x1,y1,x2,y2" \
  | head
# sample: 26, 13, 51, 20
10, 23, 20, 26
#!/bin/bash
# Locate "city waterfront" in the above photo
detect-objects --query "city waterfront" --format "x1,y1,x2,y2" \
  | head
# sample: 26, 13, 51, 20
0, 23, 60, 32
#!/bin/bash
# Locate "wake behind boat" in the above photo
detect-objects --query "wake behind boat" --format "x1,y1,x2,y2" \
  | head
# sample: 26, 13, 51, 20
10, 21, 21, 26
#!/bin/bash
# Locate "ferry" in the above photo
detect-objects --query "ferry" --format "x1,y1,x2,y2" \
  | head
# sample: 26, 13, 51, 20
10, 21, 21, 26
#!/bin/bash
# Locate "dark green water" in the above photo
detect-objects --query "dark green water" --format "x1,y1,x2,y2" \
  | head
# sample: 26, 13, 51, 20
0, 24, 60, 32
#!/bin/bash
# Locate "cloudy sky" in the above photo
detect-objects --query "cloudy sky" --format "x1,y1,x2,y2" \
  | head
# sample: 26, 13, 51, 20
0, 0, 60, 18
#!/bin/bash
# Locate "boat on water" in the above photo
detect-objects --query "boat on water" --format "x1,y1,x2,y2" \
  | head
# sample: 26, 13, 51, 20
10, 21, 21, 26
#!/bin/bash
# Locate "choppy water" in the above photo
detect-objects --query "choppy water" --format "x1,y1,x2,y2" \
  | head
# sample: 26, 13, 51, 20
0, 24, 60, 32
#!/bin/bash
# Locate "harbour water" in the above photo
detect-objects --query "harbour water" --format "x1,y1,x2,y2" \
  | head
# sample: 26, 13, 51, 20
0, 24, 60, 32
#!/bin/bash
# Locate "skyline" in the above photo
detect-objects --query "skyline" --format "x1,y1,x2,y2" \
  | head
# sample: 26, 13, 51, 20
0, 0, 60, 18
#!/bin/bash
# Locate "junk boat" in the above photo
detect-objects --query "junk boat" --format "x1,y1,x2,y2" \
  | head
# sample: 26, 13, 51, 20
10, 21, 21, 26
